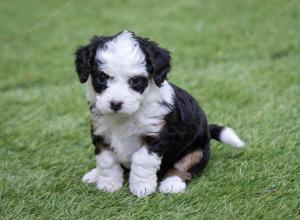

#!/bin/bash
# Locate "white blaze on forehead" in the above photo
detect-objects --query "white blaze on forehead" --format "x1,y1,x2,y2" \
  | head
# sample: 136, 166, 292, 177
95, 31, 147, 77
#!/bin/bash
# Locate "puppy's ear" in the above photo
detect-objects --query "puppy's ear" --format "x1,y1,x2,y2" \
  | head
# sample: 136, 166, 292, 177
136, 37, 171, 87
74, 36, 101, 83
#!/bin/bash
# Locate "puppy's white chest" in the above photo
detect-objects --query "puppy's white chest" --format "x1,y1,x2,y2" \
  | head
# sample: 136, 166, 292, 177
110, 132, 141, 167
94, 116, 144, 167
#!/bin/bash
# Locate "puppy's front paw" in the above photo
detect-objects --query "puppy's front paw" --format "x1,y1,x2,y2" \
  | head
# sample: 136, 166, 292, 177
82, 168, 97, 184
97, 177, 123, 192
129, 180, 157, 197
159, 176, 186, 194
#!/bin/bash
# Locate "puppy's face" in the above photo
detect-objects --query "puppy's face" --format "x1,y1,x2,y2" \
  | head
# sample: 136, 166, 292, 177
92, 32, 149, 114
75, 31, 171, 115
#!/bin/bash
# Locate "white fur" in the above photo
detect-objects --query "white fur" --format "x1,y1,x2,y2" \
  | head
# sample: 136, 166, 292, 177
95, 150, 124, 192
96, 31, 146, 77
159, 176, 186, 194
82, 168, 97, 184
129, 147, 161, 197
94, 31, 148, 115
220, 127, 245, 148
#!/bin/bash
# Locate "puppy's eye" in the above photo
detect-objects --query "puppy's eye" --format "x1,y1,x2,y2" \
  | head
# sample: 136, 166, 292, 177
129, 76, 148, 93
129, 76, 146, 87
96, 73, 109, 84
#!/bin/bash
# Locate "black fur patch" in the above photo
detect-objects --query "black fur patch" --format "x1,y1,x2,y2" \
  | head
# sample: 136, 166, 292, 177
92, 134, 108, 155
142, 84, 211, 180
90, 107, 110, 155
128, 76, 149, 93
134, 35, 171, 87
208, 124, 223, 141
91, 71, 110, 94
74, 34, 118, 83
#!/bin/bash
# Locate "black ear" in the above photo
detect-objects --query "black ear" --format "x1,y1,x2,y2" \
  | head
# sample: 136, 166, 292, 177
135, 36, 171, 87
74, 36, 102, 83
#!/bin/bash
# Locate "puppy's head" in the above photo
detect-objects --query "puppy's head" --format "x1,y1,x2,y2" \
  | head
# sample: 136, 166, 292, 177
74, 31, 171, 115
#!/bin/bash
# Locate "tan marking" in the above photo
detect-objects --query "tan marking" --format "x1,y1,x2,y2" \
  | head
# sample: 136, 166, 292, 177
174, 150, 203, 171
165, 149, 203, 181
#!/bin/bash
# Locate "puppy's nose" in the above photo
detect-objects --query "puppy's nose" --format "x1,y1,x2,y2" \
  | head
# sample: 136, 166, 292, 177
110, 101, 123, 111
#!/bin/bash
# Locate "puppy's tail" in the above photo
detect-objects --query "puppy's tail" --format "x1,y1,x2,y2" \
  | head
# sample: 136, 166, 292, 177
209, 124, 245, 148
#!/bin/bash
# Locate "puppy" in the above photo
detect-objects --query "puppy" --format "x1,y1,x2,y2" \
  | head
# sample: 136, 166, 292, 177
74, 31, 245, 197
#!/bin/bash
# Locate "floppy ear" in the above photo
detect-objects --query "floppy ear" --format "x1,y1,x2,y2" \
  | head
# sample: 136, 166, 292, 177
135, 36, 171, 87
74, 36, 102, 83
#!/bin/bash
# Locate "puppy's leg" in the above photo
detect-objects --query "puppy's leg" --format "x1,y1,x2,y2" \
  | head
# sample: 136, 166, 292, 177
86, 121, 123, 192
82, 168, 97, 183
129, 147, 161, 197
159, 148, 207, 194
95, 150, 124, 192
159, 175, 186, 194
159, 168, 189, 194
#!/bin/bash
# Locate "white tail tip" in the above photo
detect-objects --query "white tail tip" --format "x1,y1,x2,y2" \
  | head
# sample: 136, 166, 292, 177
220, 127, 245, 148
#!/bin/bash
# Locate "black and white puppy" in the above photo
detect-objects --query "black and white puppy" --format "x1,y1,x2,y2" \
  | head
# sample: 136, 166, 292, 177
74, 31, 244, 197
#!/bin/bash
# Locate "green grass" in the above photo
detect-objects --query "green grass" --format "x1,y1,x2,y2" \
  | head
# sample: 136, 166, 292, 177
0, 0, 299, 219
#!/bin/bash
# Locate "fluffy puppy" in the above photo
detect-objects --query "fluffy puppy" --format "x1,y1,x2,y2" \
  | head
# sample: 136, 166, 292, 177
74, 31, 244, 197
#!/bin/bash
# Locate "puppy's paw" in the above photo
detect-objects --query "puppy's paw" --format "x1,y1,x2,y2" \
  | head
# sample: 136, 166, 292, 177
82, 168, 97, 184
159, 176, 186, 194
130, 180, 157, 197
97, 177, 123, 192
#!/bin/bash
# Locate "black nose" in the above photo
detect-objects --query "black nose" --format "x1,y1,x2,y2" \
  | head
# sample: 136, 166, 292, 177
110, 101, 123, 111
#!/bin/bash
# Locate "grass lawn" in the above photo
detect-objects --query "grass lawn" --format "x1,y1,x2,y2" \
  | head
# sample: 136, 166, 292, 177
0, 0, 299, 219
